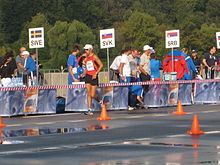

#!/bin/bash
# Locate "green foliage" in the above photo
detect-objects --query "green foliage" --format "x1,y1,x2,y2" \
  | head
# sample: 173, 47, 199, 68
46, 20, 96, 69
119, 12, 162, 52
0, 0, 220, 68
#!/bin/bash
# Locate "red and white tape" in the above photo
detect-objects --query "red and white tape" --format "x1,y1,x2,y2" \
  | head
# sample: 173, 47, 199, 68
0, 79, 220, 91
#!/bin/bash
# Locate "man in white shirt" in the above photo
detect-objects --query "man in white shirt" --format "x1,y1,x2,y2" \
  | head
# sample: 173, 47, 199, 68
119, 48, 131, 83
139, 45, 153, 81
109, 53, 122, 82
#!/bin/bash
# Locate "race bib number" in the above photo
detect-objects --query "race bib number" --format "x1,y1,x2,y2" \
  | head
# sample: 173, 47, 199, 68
72, 67, 77, 74
86, 60, 95, 71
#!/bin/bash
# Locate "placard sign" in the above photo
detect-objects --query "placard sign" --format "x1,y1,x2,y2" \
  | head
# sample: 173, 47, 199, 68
100, 28, 115, 49
165, 30, 180, 48
29, 27, 44, 49
216, 32, 220, 49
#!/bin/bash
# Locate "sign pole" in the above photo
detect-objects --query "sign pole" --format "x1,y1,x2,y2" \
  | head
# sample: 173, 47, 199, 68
107, 48, 110, 82
36, 48, 39, 85
172, 47, 174, 72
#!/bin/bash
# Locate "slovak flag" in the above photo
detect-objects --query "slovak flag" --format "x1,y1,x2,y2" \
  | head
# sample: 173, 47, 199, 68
218, 36, 220, 40
102, 33, 112, 39
167, 32, 178, 37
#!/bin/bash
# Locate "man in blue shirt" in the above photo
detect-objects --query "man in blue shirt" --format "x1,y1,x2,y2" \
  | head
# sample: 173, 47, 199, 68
67, 45, 80, 84
23, 51, 36, 75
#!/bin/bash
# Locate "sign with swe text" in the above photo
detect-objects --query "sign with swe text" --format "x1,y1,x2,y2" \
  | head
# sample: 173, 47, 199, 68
29, 27, 44, 49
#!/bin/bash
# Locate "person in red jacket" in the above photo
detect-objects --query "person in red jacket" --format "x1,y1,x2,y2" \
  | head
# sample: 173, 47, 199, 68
163, 49, 189, 80
83, 44, 103, 115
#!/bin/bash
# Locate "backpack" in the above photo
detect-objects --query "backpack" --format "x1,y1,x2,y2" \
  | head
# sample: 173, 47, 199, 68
56, 96, 66, 113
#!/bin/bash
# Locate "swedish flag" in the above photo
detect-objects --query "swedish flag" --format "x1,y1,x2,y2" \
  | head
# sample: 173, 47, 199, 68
31, 30, 42, 38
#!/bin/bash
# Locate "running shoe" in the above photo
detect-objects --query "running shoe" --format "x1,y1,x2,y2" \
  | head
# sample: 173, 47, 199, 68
84, 108, 94, 115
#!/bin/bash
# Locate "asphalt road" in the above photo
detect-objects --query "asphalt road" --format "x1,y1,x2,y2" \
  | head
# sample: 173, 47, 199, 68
0, 104, 220, 165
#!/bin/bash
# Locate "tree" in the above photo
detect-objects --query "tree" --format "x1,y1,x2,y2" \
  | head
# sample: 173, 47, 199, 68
47, 21, 69, 69
119, 12, 162, 52
47, 20, 96, 69
66, 20, 96, 52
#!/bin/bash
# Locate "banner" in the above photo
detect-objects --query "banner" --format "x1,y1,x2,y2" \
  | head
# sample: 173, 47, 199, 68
194, 82, 218, 103
144, 83, 192, 107
0, 89, 56, 116
65, 86, 128, 111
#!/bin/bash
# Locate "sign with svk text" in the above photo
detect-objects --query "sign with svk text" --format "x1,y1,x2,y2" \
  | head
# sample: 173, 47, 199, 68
100, 28, 115, 49
29, 27, 44, 49
165, 30, 180, 48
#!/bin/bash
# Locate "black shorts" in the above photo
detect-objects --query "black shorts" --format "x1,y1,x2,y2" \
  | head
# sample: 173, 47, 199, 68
85, 74, 98, 86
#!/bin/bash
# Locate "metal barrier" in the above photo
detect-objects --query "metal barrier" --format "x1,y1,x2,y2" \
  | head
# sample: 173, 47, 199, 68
40, 69, 109, 96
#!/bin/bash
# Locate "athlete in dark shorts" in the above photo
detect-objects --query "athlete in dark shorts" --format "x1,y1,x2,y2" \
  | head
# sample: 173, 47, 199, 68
84, 44, 103, 115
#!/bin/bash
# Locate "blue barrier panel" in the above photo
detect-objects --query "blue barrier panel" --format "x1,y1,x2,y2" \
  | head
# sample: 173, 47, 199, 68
0, 89, 56, 116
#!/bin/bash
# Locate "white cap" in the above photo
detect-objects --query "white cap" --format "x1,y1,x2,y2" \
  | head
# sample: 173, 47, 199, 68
22, 51, 30, 56
143, 45, 153, 51
84, 44, 93, 50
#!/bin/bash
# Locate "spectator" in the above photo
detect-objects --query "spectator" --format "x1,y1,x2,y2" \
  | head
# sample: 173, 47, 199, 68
67, 45, 80, 84
139, 45, 152, 81
22, 51, 37, 85
119, 48, 132, 83
191, 50, 203, 79
150, 53, 162, 81
109, 53, 122, 82
31, 53, 43, 84
77, 55, 86, 82
181, 48, 197, 80
203, 46, 218, 79
16, 47, 27, 85
84, 44, 103, 115
23, 51, 36, 75
129, 48, 144, 109
163, 49, 189, 80
0, 51, 17, 87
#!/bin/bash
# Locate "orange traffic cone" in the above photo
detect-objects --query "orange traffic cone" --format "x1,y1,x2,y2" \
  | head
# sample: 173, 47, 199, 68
172, 100, 187, 115
0, 128, 2, 144
0, 116, 6, 128
187, 114, 204, 135
97, 104, 111, 120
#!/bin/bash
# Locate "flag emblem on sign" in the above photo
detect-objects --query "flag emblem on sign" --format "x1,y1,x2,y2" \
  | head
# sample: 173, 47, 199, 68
102, 33, 112, 39
218, 36, 220, 40
31, 30, 42, 38
167, 32, 178, 37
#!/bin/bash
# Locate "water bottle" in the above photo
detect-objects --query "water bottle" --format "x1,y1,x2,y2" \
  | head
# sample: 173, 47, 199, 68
151, 75, 154, 81
33, 76, 37, 86
28, 76, 32, 86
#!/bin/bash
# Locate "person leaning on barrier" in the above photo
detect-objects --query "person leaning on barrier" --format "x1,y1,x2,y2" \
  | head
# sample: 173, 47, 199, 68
109, 53, 122, 82
203, 46, 217, 79
22, 51, 37, 82
83, 44, 103, 115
